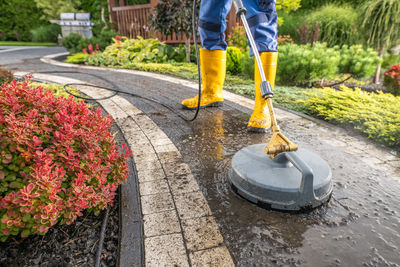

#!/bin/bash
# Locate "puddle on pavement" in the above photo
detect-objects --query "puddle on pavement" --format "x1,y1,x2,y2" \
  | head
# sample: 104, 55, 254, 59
178, 109, 400, 266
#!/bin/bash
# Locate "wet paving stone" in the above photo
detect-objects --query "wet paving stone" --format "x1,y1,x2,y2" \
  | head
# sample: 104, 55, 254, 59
5, 50, 400, 266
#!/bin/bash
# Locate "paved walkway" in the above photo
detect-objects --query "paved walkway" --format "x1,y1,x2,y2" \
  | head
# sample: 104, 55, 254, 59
3, 47, 400, 266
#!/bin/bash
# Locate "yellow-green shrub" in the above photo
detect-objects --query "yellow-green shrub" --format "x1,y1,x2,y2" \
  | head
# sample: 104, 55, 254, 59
65, 52, 89, 64
299, 86, 400, 147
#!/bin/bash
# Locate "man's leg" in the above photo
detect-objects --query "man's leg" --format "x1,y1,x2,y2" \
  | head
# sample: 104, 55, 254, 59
181, 0, 232, 109
244, 0, 278, 132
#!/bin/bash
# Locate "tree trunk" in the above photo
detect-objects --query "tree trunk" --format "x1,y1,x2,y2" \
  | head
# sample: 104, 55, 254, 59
101, 6, 108, 29
185, 36, 191, 63
374, 45, 385, 84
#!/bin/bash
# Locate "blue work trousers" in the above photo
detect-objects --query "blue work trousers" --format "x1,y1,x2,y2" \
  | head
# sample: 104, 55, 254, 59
198, 0, 277, 53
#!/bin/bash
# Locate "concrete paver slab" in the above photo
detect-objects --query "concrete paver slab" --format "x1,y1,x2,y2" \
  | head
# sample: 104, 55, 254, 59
182, 216, 224, 251
174, 191, 212, 219
141, 193, 175, 215
145, 234, 189, 267
143, 210, 181, 237
190, 246, 235, 267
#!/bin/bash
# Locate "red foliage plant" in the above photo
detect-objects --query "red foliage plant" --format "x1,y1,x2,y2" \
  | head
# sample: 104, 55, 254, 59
0, 78, 131, 241
82, 42, 100, 55
384, 63, 400, 94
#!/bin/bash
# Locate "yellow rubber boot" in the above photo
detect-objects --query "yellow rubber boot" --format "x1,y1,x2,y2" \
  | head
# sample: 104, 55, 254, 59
181, 49, 226, 109
248, 52, 278, 132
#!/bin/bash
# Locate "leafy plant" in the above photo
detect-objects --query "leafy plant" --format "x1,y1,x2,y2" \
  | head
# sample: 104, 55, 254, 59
34, 0, 81, 20
82, 43, 100, 55
278, 12, 303, 43
241, 52, 255, 80
384, 63, 400, 95
361, 0, 400, 83
299, 86, 400, 147
62, 33, 84, 54
0, 79, 131, 241
337, 45, 382, 78
31, 24, 61, 43
227, 23, 248, 51
92, 36, 168, 65
299, 0, 368, 10
276, 0, 302, 25
0, 0, 46, 41
306, 4, 359, 47
62, 30, 118, 54
277, 42, 340, 86
227, 47, 243, 75
382, 52, 400, 69
78, 0, 110, 33
149, 0, 200, 62
65, 52, 90, 64
0, 68, 14, 85
278, 35, 293, 45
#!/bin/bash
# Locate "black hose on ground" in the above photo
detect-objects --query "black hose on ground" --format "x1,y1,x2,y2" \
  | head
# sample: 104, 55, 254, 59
189, 0, 202, 122
19, 68, 201, 122
95, 207, 110, 267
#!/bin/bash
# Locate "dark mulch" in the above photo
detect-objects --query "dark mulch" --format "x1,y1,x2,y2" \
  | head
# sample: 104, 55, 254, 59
0, 195, 119, 267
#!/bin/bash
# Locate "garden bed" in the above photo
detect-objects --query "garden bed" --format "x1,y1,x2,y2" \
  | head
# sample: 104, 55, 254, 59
0, 80, 132, 266
0, 194, 119, 266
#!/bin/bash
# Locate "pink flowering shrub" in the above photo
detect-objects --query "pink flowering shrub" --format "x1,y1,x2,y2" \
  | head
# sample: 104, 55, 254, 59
0, 79, 131, 241
384, 63, 400, 95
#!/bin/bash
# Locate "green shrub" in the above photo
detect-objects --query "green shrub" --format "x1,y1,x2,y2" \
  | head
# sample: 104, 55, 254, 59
277, 42, 340, 86
159, 44, 197, 63
299, 0, 368, 10
278, 12, 303, 43
384, 63, 400, 95
85, 53, 120, 66
306, 4, 359, 47
227, 23, 248, 50
0, 68, 14, 85
62, 33, 84, 54
337, 45, 382, 78
93, 29, 119, 51
0, 0, 46, 41
65, 52, 90, 64
31, 24, 61, 43
227, 47, 243, 75
87, 36, 168, 65
299, 86, 400, 147
383, 52, 400, 69
62, 30, 118, 54
241, 52, 254, 80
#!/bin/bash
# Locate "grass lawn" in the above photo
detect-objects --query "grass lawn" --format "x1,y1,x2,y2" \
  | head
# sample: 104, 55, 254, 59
0, 41, 57, 47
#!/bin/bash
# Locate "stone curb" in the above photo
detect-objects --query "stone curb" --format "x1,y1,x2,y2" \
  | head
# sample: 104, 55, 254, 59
40, 53, 400, 179
19, 72, 235, 267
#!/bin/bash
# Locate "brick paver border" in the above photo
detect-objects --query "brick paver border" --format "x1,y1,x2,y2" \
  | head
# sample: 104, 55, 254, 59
18, 73, 235, 267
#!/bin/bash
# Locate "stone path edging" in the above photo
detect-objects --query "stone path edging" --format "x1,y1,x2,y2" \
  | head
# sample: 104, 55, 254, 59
18, 72, 235, 267
40, 53, 400, 179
